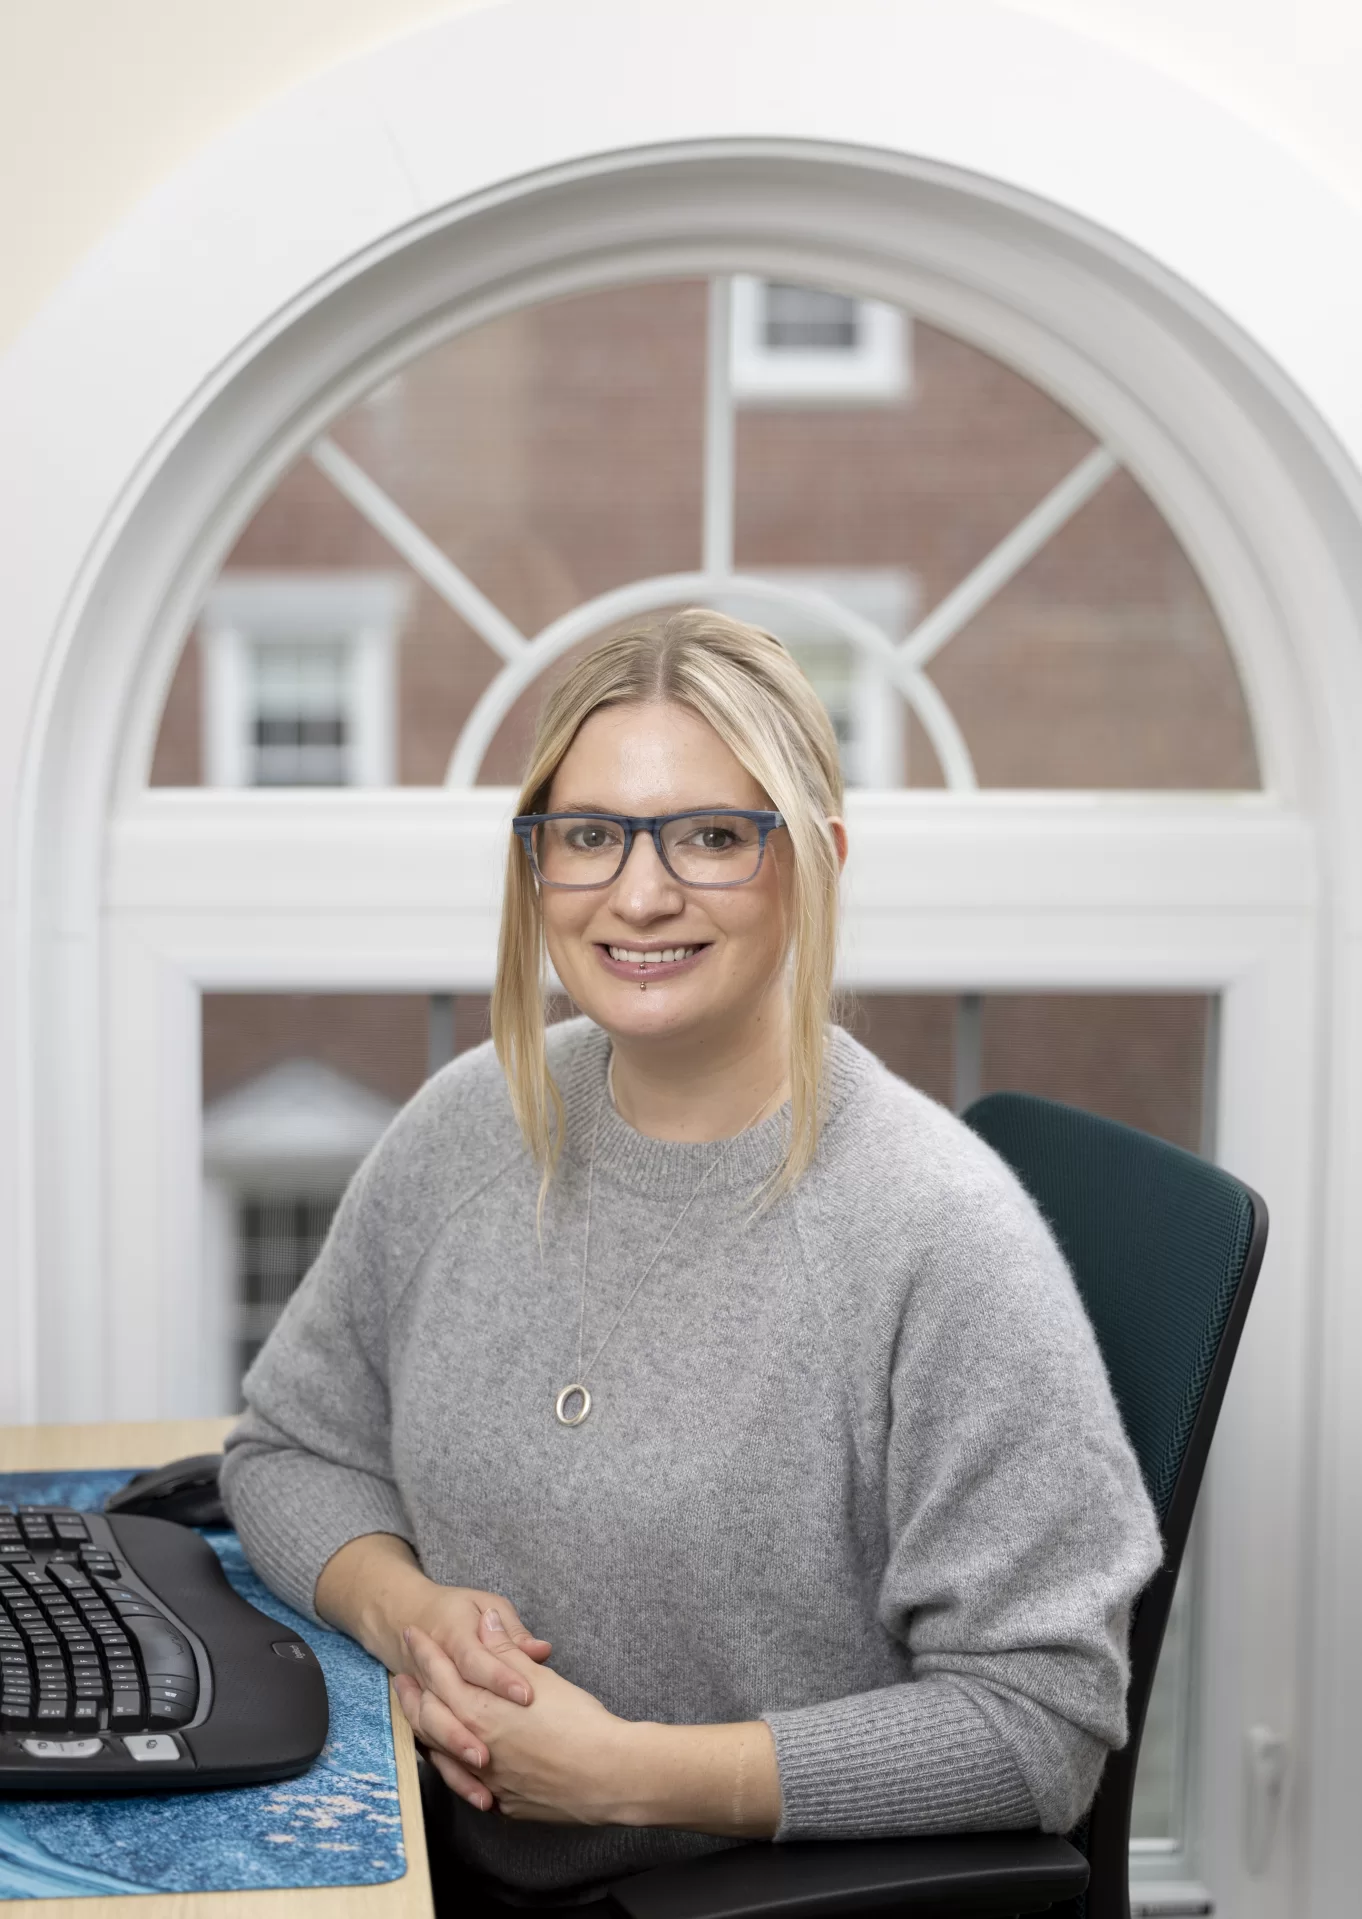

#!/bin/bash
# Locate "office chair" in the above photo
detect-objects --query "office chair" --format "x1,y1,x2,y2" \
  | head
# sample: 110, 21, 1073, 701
597, 1093, 1268, 1919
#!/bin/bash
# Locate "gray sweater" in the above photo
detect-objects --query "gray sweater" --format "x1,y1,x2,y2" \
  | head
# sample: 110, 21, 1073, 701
221, 1018, 1161, 1893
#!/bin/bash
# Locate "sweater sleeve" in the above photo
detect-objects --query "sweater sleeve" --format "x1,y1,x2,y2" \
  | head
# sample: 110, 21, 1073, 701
761, 1147, 1163, 1840
219, 1143, 416, 1624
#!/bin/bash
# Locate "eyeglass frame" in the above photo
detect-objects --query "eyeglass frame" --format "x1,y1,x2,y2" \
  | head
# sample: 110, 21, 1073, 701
511, 809, 787, 890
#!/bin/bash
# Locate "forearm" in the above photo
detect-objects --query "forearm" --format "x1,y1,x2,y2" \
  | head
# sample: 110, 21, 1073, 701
315, 1531, 439, 1673
612, 1719, 782, 1839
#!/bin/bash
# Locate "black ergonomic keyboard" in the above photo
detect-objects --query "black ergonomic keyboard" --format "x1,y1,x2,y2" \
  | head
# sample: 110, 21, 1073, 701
0, 1505, 328, 1791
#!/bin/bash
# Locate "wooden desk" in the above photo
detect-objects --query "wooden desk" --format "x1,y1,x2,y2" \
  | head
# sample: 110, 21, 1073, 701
0, 1420, 434, 1917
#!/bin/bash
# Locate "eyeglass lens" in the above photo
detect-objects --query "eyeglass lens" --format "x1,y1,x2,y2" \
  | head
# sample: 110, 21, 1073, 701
532, 814, 767, 887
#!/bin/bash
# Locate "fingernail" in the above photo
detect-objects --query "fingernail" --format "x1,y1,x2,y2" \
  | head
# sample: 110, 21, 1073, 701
511, 1684, 530, 1706
402, 1628, 412, 1647
485, 1608, 503, 1633
463, 1747, 480, 1766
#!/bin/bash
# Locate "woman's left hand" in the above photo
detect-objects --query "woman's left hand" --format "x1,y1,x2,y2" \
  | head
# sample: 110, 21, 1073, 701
394, 1611, 633, 1824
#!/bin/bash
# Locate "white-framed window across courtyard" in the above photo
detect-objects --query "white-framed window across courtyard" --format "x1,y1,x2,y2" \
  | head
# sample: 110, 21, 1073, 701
729, 274, 911, 403
198, 571, 406, 788
717, 569, 917, 786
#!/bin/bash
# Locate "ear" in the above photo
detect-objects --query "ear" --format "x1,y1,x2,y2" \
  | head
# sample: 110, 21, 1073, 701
828, 818, 849, 874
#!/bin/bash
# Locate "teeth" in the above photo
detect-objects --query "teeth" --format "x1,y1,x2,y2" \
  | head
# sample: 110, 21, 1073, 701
607, 946, 698, 965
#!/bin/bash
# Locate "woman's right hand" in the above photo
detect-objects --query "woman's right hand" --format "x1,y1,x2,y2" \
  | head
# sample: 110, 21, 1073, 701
314, 1532, 553, 1744
398, 1577, 554, 1707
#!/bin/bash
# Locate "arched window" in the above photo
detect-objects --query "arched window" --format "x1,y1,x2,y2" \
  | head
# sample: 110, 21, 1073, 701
133, 270, 1271, 1868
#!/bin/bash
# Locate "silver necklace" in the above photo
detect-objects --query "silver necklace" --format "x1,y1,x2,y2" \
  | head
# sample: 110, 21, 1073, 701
553, 1058, 782, 1427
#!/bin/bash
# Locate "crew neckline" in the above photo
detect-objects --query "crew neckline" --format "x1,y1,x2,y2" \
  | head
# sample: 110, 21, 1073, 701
551, 1018, 866, 1200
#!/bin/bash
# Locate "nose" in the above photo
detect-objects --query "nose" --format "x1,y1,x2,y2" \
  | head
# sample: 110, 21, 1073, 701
609, 828, 684, 921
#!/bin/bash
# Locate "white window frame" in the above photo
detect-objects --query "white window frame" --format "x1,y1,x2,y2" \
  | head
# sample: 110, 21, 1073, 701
199, 571, 407, 788
729, 273, 911, 403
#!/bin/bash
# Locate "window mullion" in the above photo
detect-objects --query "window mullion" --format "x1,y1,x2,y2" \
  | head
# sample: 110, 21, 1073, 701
702, 276, 736, 575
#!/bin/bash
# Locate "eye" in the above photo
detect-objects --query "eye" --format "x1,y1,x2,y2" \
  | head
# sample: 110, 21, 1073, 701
563, 820, 622, 851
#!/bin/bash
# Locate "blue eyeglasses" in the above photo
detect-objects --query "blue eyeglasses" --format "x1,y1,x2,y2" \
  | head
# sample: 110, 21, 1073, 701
512, 809, 785, 890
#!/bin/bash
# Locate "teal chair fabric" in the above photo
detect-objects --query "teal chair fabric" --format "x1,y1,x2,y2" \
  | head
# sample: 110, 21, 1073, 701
961, 1093, 1267, 1919
963, 1093, 1258, 1524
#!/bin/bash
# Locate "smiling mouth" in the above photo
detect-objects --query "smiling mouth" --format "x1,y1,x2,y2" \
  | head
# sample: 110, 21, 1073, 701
605, 944, 704, 965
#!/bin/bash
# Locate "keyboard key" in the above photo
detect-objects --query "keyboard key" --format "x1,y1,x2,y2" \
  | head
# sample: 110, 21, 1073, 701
123, 1734, 180, 1763
121, 1616, 195, 1678
23, 1737, 104, 1759
52, 1517, 89, 1540
146, 1682, 195, 1704
0, 1547, 34, 1561
35, 1702, 70, 1721
49, 1564, 91, 1590
147, 1698, 193, 1724
70, 1699, 100, 1722
109, 1691, 142, 1723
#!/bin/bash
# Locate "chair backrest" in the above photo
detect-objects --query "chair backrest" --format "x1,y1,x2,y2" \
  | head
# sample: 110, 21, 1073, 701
963, 1093, 1268, 1919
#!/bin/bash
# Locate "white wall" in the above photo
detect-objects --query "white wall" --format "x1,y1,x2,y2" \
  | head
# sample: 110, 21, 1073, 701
0, 0, 479, 350
3, 0, 1362, 350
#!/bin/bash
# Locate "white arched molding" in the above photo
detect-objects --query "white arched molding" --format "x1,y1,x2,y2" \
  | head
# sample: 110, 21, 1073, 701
2, 8, 1362, 1917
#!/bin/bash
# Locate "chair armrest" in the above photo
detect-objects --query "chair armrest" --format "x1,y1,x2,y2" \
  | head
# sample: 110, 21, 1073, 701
605, 1832, 1089, 1919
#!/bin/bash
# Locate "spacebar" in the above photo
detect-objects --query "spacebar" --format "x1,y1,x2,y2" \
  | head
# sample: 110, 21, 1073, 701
120, 1613, 197, 1681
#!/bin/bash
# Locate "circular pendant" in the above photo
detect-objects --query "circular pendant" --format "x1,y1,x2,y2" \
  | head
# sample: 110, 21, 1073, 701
554, 1383, 591, 1426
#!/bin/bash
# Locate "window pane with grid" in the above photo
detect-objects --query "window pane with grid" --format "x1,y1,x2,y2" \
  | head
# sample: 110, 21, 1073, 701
762, 283, 861, 350
236, 1192, 341, 1375
250, 641, 350, 785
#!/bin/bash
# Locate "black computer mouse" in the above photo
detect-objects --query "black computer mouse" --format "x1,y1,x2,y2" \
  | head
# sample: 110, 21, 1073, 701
105, 1453, 228, 1528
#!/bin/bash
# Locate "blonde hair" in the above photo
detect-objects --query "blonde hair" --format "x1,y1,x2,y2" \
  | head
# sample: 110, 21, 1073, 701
491, 607, 844, 1206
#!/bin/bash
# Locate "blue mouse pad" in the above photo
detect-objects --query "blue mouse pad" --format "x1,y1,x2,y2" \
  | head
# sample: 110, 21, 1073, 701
0, 1470, 407, 1899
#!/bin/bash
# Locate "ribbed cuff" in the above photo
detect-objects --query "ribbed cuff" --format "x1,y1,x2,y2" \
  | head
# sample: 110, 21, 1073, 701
219, 1444, 416, 1625
762, 1680, 1037, 1842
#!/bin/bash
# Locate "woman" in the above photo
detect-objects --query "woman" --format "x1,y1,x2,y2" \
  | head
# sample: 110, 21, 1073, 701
221, 609, 1160, 1908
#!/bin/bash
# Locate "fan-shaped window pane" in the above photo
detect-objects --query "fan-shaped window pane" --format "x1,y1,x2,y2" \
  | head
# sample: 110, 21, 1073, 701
151, 279, 1259, 791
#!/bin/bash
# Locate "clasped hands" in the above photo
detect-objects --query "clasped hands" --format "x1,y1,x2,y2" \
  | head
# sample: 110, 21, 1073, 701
392, 1597, 631, 1824
314, 1535, 781, 1837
